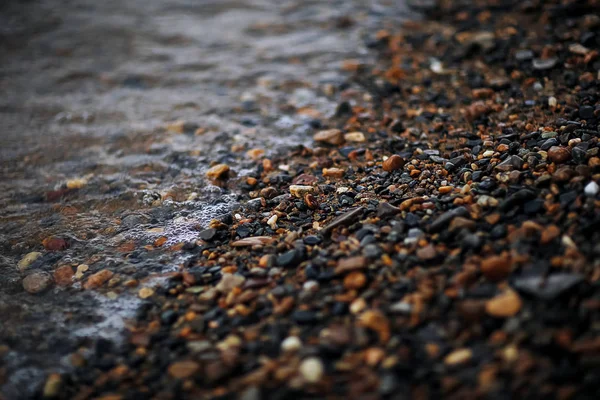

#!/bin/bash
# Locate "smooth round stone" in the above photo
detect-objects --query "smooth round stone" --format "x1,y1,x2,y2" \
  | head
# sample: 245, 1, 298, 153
299, 357, 324, 383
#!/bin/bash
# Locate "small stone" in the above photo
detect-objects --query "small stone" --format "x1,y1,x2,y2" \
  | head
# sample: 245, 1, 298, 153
465, 101, 490, 121
343, 271, 367, 290
344, 131, 366, 142
166, 120, 198, 134
444, 348, 472, 366
480, 255, 511, 282
42, 237, 69, 251
513, 273, 583, 300
377, 202, 400, 218
416, 244, 437, 261
299, 357, 324, 383
216, 274, 246, 292
206, 164, 230, 180
267, 214, 278, 229
138, 287, 155, 299
314, 129, 344, 145
532, 58, 557, 70
485, 289, 522, 318
23, 272, 53, 294
335, 256, 367, 274
548, 96, 557, 107
65, 178, 87, 189
540, 225, 561, 244
359, 309, 390, 342
548, 146, 571, 163
289, 185, 314, 198
198, 228, 217, 241
43, 373, 62, 398
231, 236, 274, 247
438, 186, 453, 194
17, 252, 42, 272
281, 336, 302, 353
74, 264, 89, 280
584, 181, 599, 197
579, 105, 595, 119
277, 249, 301, 267
54, 265, 74, 286
83, 269, 114, 289
168, 360, 200, 379
382, 154, 405, 172
322, 167, 345, 179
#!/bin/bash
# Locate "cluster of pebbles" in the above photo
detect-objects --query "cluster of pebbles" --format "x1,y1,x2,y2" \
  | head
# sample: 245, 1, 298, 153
3, 0, 600, 399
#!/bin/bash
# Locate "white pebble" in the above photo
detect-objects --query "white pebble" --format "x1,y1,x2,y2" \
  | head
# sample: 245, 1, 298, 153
281, 336, 302, 353
303, 280, 319, 292
584, 181, 599, 197
548, 96, 557, 107
267, 214, 278, 229
299, 357, 324, 383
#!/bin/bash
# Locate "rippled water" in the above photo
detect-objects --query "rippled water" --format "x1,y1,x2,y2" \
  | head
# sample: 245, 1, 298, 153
0, 0, 414, 395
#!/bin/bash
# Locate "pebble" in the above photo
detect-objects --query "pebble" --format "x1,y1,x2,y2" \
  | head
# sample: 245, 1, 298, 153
513, 273, 583, 300
138, 287, 155, 299
23, 272, 53, 294
281, 336, 302, 353
267, 214, 278, 229
198, 228, 217, 241
584, 181, 599, 197
382, 154, 405, 172
314, 129, 344, 145
42, 237, 69, 251
17, 252, 42, 272
343, 271, 367, 290
344, 131, 366, 142
74, 264, 89, 280
444, 348, 472, 366
299, 357, 324, 383
42, 373, 62, 398
289, 185, 314, 198
480, 255, 511, 282
335, 256, 367, 274
485, 289, 522, 318
83, 269, 114, 289
532, 58, 557, 70
322, 167, 345, 179
168, 360, 200, 379
548, 146, 571, 163
54, 265, 74, 286
216, 274, 246, 292
206, 163, 230, 180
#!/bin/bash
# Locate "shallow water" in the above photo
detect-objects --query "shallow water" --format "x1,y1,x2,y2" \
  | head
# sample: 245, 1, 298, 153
0, 0, 413, 396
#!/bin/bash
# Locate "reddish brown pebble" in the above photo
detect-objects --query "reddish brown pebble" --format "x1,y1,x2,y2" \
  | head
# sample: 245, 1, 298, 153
335, 256, 367, 274
304, 193, 319, 209
168, 360, 200, 379
465, 101, 490, 121
359, 309, 390, 343
485, 289, 522, 318
42, 237, 69, 251
472, 88, 494, 99
54, 265, 74, 286
206, 163, 230, 180
382, 154, 405, 172
343, 271, 367, 290
540, 225, 561, 244
480, 255, 511, 282
84, 269, 114, 289
548, 146, 571, 164
438, 186, 453, 194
